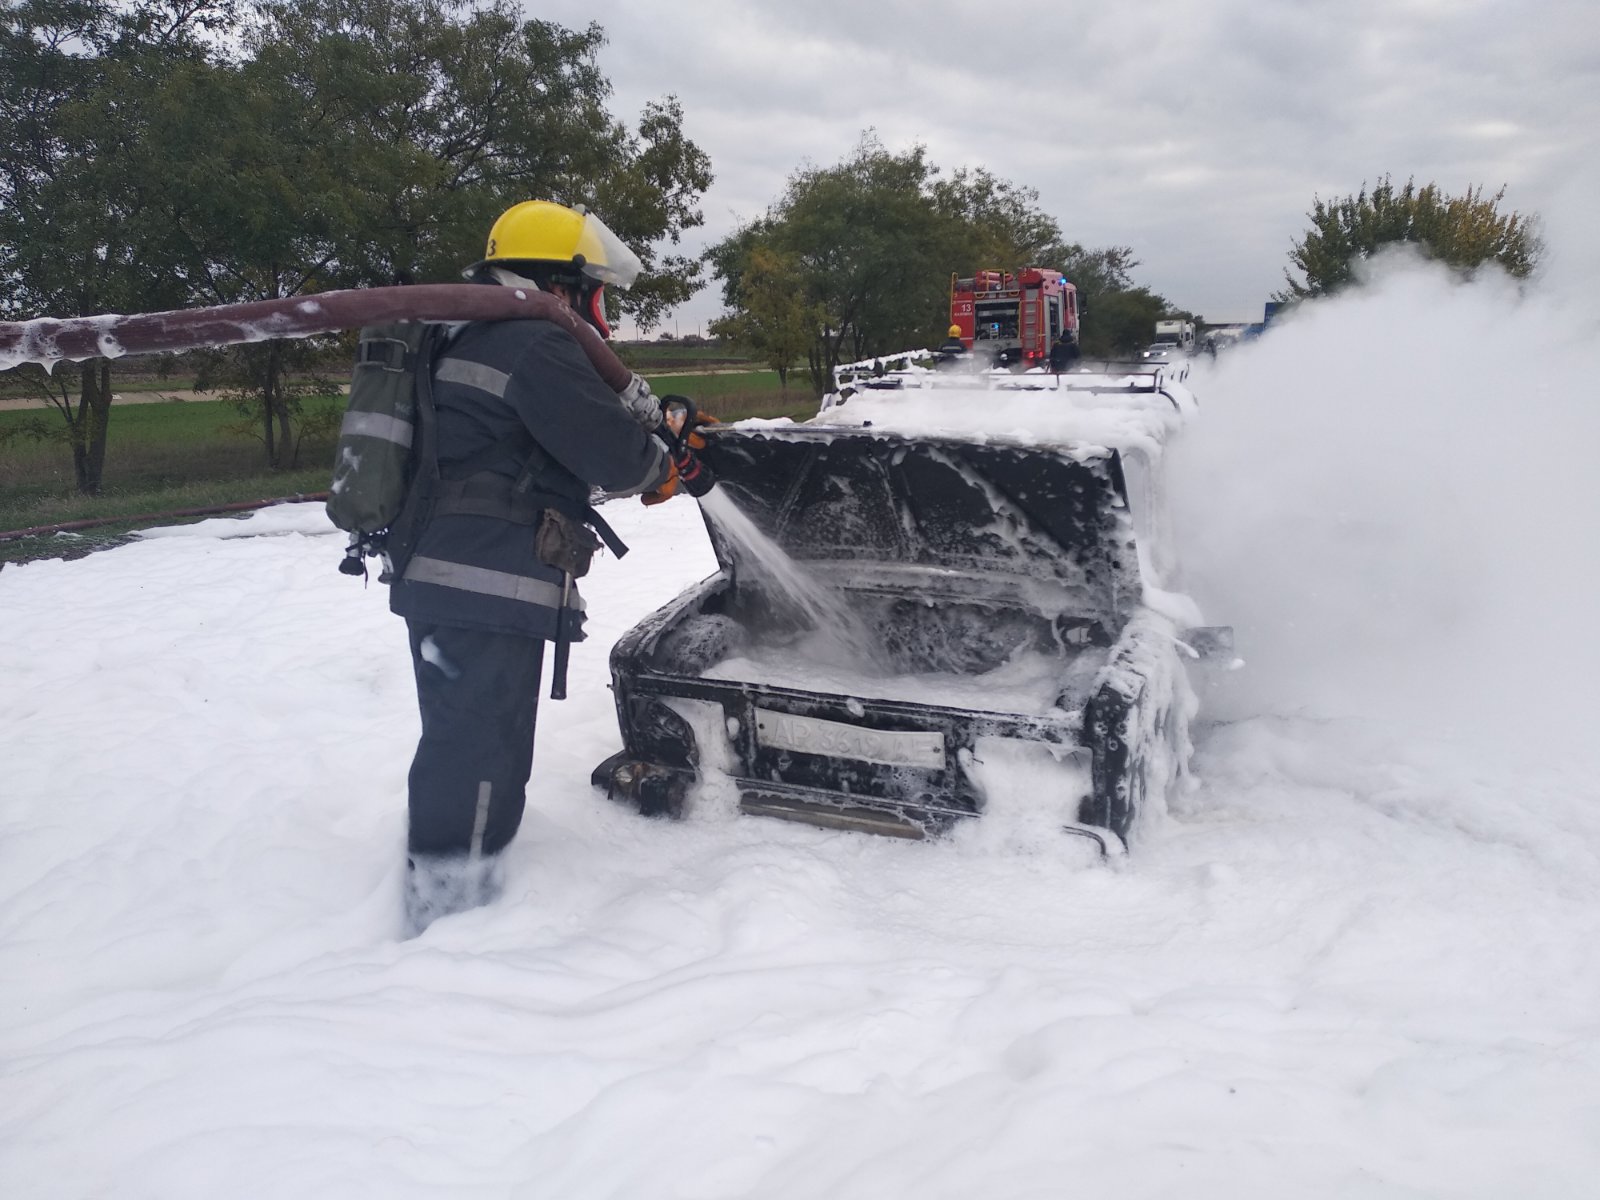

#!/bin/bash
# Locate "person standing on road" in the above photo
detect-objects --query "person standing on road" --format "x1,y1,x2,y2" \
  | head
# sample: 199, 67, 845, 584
1048, 330, 1081, 373
385, 200, 711, 936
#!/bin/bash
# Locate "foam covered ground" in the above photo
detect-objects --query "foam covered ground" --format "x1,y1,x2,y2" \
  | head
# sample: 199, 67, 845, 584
3, 254, 1599, 1198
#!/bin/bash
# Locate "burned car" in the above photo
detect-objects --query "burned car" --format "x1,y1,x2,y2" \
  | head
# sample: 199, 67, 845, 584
593, 413, 1215, 854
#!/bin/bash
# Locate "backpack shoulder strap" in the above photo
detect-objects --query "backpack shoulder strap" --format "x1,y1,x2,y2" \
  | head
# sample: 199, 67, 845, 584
367, 321, 447, 580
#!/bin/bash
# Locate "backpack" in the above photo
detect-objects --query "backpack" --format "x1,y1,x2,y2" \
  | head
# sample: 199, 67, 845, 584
326, 317, 631, 609
327, 321, 446, 580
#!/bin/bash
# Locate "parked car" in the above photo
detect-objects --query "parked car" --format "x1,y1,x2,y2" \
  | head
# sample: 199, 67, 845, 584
593, 397, 1226, 854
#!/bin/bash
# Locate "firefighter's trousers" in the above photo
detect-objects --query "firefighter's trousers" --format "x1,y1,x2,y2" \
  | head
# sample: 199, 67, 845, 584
405, 621, 545, 858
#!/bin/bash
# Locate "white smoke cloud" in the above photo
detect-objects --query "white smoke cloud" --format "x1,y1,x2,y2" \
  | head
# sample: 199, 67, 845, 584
1172, 242, 1600, 764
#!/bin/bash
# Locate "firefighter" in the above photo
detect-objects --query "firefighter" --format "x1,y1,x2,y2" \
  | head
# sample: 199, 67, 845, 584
389, 199, 710, 936
1048, 330, 1081, 373
935, 323, 968, 366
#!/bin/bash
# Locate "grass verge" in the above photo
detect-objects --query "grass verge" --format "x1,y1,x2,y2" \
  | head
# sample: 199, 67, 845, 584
1, 371, 819, 566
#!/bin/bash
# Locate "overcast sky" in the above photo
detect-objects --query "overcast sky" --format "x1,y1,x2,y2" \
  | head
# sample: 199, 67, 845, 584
527, 0, 1599, 335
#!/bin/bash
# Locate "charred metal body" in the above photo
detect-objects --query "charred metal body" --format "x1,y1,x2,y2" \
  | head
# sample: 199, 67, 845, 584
594, 426, 1194, 849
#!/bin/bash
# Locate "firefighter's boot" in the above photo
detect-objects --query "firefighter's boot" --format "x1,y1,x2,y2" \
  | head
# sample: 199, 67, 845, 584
402, 852, 505, 938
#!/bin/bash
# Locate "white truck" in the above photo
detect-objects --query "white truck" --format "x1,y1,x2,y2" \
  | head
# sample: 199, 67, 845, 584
1153, 319, 1196, 352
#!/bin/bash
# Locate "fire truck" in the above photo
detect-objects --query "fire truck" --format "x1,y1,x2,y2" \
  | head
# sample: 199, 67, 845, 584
949, 268, 1080, 367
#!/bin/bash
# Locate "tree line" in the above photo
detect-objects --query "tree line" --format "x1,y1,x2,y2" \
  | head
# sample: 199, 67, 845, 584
1278, 174, 1541, 300
705, 134, 1176, 392
1, 0, 712, 492
707, 148, 1544, 391
2, 0, 1546, 496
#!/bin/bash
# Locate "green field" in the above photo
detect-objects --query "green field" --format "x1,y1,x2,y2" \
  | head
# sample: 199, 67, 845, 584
0, 364, 818, 565
615, 341, 754, 371
0, 372, 216, 400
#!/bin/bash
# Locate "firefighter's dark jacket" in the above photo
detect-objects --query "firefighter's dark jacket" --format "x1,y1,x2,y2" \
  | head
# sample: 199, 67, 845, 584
389, 316, 672, 642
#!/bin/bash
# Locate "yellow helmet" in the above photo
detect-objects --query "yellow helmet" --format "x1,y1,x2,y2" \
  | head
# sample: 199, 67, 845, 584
948, 323, 962, 338
478, 200, 643, 289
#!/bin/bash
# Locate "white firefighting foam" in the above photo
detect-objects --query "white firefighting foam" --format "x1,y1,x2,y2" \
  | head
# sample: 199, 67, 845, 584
3, 250, 1600, 1199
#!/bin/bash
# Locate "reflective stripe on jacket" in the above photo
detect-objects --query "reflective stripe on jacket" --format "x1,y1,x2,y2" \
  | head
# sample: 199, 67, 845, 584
388, 315, 671, 640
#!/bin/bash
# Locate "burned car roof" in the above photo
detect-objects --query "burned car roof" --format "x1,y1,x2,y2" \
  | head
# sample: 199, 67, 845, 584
810, 363, 1197, 463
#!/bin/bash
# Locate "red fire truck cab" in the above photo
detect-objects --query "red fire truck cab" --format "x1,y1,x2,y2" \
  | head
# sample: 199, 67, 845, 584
950, 268, 1079, 367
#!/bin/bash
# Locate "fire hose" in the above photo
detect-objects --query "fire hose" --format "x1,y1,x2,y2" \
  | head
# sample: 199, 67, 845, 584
0, 283, 635, 390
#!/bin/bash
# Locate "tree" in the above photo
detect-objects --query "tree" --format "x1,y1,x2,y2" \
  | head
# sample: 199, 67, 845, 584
179, 0, 714, 462
1055, 244, 1141, 341
709, 135, 1167, 391
589, 95, 714, 332
706, 245, 819, 388
1076, 286, 1169, 357
146, 49, 368, 465
710, 135, 1089, 392
1281, 175, 1543, 298
242, 0, 711, 322
930, 166, 1077, 271
2, 0, 714, 480
0, 0, 237, 493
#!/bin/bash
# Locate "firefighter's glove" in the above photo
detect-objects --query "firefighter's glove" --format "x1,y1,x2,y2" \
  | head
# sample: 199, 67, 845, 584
674, 446, 715, 498
684, 416, 717, 449
641, 397, 718, 504
641, 459, 679, 506
640, 452, 712, 504
640, 445, 686, 506
618, 373, 662, 431
660, 396, 719, 452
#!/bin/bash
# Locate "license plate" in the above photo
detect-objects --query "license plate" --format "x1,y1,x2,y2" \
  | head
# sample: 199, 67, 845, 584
754, 708, 945, 769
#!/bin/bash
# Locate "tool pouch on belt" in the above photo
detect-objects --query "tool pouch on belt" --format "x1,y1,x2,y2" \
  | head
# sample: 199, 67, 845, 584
535, 508, 602, 579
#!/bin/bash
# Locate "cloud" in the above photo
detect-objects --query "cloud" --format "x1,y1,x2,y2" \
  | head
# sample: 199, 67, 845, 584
527, 0, 1600, 332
